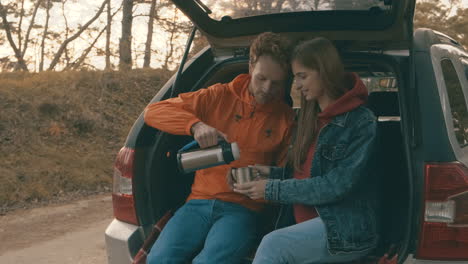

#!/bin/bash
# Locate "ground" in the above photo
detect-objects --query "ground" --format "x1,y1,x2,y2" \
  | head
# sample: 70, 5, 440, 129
0, 193, 113, 263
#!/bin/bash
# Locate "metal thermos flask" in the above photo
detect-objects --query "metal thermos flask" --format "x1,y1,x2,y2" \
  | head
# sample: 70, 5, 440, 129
177, 140, 240, 173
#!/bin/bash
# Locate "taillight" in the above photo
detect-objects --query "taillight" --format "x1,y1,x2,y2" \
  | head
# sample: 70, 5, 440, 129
417, 162, 468, 260
112, 147, 139, 225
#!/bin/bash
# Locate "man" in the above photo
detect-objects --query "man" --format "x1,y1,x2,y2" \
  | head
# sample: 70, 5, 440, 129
144, 32, 294, 264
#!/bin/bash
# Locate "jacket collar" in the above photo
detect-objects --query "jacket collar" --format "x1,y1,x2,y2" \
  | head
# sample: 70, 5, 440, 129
330, 112, 350, 127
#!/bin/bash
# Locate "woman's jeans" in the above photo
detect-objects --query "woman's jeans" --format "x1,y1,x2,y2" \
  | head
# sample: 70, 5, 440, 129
147, 199, 258, 264
253, 217, 373, 264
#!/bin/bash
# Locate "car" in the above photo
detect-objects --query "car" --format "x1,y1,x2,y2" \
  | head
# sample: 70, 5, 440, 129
105, 0, 468, 263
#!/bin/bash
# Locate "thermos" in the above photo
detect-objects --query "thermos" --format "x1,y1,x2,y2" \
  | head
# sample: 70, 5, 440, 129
177, 140, 240, 173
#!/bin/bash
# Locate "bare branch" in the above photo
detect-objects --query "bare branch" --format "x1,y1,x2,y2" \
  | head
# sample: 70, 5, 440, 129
22, 0, 42, 56
62, 0, 71, 67
66, 25, 107, 70
68, 4, 121, 71
48, 0, 108, 70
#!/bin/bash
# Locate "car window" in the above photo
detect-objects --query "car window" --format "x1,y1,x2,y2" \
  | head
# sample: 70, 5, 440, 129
203, 0, 393, 20
290, 73, 397, 108
462, 58, 468, 81
441, 58, 468, 148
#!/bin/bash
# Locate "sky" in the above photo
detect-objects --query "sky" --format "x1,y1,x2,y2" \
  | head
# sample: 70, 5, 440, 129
0, 0, 467, 71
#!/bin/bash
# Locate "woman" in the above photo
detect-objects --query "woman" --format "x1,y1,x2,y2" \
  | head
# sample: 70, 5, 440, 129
233, 37, 380, 263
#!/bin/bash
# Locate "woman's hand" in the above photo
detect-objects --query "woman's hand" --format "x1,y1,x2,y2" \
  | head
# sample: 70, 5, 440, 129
251, 164, 272, 178
233, 179, 268, 200
226, 168, 235, 190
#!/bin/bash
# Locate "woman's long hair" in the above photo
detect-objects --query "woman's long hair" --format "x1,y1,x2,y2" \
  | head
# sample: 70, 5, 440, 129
290, 37, 348, 171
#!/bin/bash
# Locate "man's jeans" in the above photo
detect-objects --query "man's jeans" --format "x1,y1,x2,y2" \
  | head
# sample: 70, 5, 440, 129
147, 199, 259, 264
253, 217, 373, 264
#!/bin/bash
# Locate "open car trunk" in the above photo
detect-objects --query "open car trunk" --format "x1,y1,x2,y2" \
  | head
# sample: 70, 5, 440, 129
142, 50, 411, 263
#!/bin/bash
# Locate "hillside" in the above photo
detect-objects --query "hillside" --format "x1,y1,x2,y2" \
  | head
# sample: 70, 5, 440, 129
0, 69, 172, 213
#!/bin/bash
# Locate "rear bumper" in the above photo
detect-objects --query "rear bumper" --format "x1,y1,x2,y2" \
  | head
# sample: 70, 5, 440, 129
105, 219, 144, 264
403, 254, 468, 264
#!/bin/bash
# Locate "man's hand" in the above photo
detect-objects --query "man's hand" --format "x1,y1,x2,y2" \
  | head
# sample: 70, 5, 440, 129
191, 122, 228, 148
233, 179, 268, 200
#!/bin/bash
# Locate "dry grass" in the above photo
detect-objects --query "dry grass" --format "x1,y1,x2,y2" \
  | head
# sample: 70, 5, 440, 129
0, 69, 172, 213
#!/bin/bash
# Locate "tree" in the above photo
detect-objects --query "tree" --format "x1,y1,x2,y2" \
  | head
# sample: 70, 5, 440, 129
65, 4, 121, 71
39, 0, 51, 71
0, 0, 29, 71
105, 0, 111, 70
119, 0, 133, 70
21, 0, 42, 59
48, 0, 108, 70
143, 0, 157, 68
414, 0, 468, 49
159, 6, 191, 70
61, 0, 71, 68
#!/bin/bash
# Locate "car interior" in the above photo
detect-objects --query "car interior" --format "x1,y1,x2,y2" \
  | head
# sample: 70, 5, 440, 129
145, 53, 410, 262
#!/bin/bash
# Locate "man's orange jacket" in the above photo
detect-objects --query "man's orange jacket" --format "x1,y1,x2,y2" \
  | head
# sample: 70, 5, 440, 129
144, 74, 294, 211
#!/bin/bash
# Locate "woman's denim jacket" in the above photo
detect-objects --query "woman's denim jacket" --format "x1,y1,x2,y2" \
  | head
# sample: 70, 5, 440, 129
265, 106, 380, 255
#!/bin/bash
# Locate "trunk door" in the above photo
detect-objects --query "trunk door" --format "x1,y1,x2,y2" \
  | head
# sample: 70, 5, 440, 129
171, 0, 415, 56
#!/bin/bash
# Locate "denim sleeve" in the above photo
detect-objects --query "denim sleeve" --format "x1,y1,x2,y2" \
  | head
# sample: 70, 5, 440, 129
264, 117, 377, 205
269, 167, 289, 180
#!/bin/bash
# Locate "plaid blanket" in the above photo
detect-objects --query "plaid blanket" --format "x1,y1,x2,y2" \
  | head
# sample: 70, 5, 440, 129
132, 210, 174, 264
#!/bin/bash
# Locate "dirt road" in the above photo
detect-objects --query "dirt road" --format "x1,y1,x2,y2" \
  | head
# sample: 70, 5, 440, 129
0, 193, 113, 264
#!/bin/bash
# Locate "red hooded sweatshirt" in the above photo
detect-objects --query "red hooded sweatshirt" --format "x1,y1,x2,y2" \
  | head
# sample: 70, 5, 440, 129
293, 72, 369, 223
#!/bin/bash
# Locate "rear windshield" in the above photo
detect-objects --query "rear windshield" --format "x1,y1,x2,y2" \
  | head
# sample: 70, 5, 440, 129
291, 72, 397, 108
203, 0, 393, 20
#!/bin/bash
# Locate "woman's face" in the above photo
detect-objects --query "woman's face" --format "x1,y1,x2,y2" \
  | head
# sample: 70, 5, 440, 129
292, 60, 325, 101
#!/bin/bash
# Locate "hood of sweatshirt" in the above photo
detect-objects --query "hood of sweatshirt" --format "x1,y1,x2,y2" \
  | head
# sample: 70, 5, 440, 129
318, 72, 368, 120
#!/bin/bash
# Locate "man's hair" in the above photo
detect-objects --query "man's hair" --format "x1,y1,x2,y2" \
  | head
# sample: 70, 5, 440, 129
249, 32, 292, 71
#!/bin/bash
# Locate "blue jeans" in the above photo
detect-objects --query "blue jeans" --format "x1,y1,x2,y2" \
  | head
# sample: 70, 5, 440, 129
253, 217, 373, 264
147, 199, 259, 264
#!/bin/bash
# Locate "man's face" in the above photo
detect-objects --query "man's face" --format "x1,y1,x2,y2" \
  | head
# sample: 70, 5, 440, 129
249, 55, 288, 105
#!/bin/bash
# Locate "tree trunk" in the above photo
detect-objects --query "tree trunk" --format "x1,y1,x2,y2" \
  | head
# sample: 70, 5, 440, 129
48, 0, 107, 70
62, 0, 71, 68
143, 0, 157, 68
105, 0, 111, 70
0, 2, 28, 71
119, 0, 133, 71
39, 0, 51, 72
163, 9, 177, 70
18, 0, 25, 51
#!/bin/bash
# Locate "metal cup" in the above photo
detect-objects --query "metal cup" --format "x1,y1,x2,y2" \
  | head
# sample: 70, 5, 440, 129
231, 167, 255, 184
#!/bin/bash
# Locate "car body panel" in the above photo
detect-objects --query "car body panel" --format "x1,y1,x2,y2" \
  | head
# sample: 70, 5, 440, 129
404, 255, 468, 264
105, 219, 144, 264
